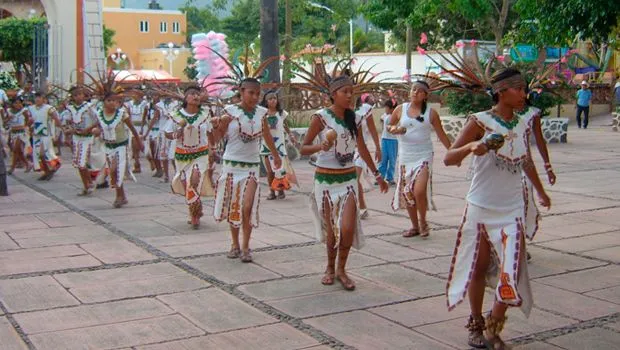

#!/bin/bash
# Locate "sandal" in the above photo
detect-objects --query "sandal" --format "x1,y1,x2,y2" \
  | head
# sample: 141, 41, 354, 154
336, 273, 356, 291
402, 227, 420, 238
77, 188, 92, 197
465, 314, 487, 349
277, 191, 286, 199
485, 314, 510, 350
321, 270, 335, 285
420, 223, 430, 238
227, 247, 241, 259
266, 192, 277, 200
360, 209, 369, 220
240, 249, 253, 263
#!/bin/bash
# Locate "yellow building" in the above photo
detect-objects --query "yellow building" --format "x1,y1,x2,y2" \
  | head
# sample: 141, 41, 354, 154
102, 0, 191, 81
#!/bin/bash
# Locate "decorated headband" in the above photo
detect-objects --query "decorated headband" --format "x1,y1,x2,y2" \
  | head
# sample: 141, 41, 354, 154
491, 74, 526, 93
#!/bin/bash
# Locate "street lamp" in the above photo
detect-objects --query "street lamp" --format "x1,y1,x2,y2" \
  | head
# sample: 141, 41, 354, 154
161, 42, 180, 76
110, 48, 127, 67
308, 2, 353, 56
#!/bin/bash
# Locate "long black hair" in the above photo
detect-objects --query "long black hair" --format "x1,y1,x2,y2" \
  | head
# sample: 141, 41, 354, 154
490, 68, 522, 103
329, 76, 357, 139
260, 90, 282, 113
413, 80, 430, 114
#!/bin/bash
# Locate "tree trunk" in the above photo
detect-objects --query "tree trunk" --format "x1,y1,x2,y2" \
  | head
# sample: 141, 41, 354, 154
260, 0, 280, 83
494, 0, 511, 55
282, 0, 292, 109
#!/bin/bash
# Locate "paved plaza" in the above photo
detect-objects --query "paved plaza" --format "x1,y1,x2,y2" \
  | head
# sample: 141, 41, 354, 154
1, 118, 619, 349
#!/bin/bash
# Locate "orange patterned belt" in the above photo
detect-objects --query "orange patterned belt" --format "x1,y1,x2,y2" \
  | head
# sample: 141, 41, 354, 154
175, 144, 209, 155
315, 166, 356, 175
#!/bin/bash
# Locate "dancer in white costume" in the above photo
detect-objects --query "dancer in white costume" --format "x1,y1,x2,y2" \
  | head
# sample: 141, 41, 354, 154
3, 97, 33, 174
95, 92, 143, 208
444, 68, 551, 349
211, 75, 282, 263
163, 86, 216, 229
65, 86, 99, 196
157, 97, 179, 182
30, 92, 62, 180
296, 63, 389, 290
126, 95, 148, 173
143, 94, 165, 178
259, 90, 298, 200
353, 94, 381, 219
387, 80, 451, 238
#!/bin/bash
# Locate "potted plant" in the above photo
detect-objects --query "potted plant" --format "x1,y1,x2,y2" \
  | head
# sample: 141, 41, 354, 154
0, 71, 19, 98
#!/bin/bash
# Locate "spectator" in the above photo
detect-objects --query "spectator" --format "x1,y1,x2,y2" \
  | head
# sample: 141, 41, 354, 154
575, 80, 592, 129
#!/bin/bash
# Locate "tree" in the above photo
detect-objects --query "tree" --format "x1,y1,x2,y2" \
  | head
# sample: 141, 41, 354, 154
221, 0, 260, 49
260, 0, 280, 83
0, 17, 46, 68
179, 5, 221, 45
513, 0, 620, 47
103, 25, 116, 53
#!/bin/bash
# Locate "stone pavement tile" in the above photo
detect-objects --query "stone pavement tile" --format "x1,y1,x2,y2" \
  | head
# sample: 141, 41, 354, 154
0, 276, 80, 313
513, 341, 564, 349
35, 212, 94, 227
536, 221, 618, 240
0, 245, 101, 276
536, 265, 620, 293
238, 275, 339, 302
537, 232, 620, 253
358, 238, 434, 262
369, 295, 471, 327
55, 263, 208, 303
114, 220, 178, 238
29, 314, 204, 350
8, 225, 118, 248
351, 264, 445, 298
0, 214, 48, 231
402, 256, 452, 277
306, 310, 454, 350
585, 285, 620, 304
137, 323, 319, 350
526, 246, 605, 279
531, 282, 620, 321
157, 289, 276, 333
583, 207, 620, 226
382, 229, 457, 256
415, 316, 522, 350
580, 246, 620, 263
142, 231, 232, 247
14, 298, 174, 334
0, 232, 19, 251
0, 316, 28, 350
0, 201, 67, 216
185, 255, 281, 284
604, 320, 620, 332
361, 214, 416, 231
260, 211, 313, 226
504, 308, 575, 336
79, 240, 156, 264
256, 245, 383, 277
252, 225, 315, 246
90, 205, 174, 219
546, 327, 620, 350
268, 280, 411, 318
359, 223, 403, 236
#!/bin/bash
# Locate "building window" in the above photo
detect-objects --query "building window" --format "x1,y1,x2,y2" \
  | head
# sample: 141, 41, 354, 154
139, 20, 149, 33
172, 21, 180, 33
160, 21, 167, 33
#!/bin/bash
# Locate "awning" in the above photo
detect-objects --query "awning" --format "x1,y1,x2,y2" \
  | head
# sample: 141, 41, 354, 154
112, 70, 181, 83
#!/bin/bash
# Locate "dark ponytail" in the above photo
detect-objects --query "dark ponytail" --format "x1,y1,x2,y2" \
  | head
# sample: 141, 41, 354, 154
344, 108, 358, 139
414, 80, 430, 114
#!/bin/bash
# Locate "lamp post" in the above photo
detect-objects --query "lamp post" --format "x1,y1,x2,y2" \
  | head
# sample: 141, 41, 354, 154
110, 48, 127, 68
161, 42, 180, 76
308, 2, 353, 56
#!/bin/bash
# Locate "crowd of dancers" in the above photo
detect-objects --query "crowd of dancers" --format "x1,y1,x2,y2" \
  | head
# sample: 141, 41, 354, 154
0, 53, 557, 349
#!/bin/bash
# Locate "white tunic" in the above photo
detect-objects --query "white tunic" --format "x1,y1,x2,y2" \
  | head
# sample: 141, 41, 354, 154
222, 104, 267, 164
260, 110, 288, 156
314, 109, 357, 170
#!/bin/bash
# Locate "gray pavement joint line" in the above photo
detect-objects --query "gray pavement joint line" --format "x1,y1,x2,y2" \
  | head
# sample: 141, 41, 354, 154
529, 243, 619, 266
547, 188, 619, 201
509, 312, 620, 346
0, 300, 36, 350
10, 176, 353, 350
0, 259, 163, 280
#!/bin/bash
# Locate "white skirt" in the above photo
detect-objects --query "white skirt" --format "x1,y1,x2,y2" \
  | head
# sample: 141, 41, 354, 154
392, 149, 436, 211
446, 202, 533, 317
213, 162, 260, 228
104, 141, 135, 188
72, 135, 94, 169
171, 150, 215, 204
309, 170, 364, 250
33, 135, 60, 171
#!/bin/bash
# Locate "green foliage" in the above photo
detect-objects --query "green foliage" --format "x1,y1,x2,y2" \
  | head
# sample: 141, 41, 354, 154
513, 0, 620, 46
444, 90, 493, 116
221, 0, 260, 49
103, 25, 116, 53
0, 71, 19, 91
529, 91, 564, 117
0, 17, 46, 66
183, 56, 198, 81
180, 4, 222, 45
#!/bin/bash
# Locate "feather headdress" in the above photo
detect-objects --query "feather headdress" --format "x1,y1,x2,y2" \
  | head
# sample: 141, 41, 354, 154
52, 68, 136, 100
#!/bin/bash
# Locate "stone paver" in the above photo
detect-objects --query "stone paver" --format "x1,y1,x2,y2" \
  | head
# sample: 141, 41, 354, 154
1, 125, 619, 349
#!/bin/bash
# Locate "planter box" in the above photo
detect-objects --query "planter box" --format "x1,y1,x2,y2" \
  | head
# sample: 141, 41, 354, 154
440, 116, 568, 144
612, 110, 620, 132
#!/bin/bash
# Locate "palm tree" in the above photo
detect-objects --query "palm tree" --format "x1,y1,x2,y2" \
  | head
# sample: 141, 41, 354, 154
260, 0, 280, 83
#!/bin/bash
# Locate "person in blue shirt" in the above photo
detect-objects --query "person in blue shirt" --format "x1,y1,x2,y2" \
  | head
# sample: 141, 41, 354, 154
575, 81, 592, 129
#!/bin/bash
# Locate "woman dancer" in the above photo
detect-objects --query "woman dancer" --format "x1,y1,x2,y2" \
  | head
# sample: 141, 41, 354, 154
388, 80, 451, 238
211, 75, 282, 262
31, 92, 62, 180
126, 94, 148, 173
3, 97, 33, 174
444, 68, 551, 349
354, 94, 381, 219
95, 91, 143, 208
297, 64, 389, 290
378, 98, 398, 185
260, 90, 298, 200
164, 86, 215, 229
157, 97, 179, 182
143, 94, 164, 178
